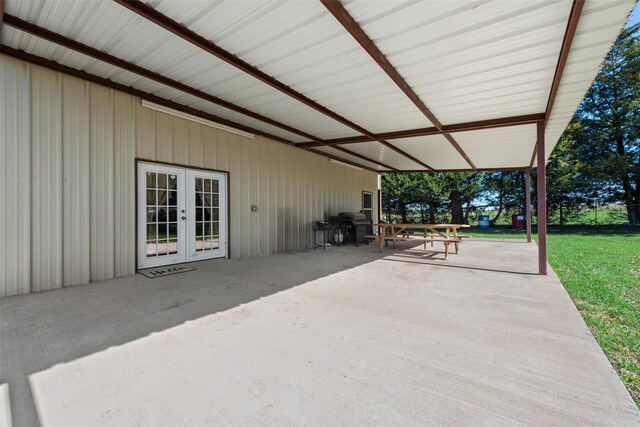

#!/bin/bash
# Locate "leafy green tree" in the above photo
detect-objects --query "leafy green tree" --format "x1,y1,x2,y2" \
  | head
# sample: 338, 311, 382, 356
482, 171, 525, 224
381, 173, 423, 222
422, 173, 449, 223
545, 119, 604, 224
576, 23, 640, 225
444, 172, 483, 223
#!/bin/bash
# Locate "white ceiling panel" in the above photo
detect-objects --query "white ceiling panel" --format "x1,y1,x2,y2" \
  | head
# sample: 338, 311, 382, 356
387, 134, 471, 171
4, 0, 362, 140
312, 146, 385, 171
451, 125, 537, 169
346, 0, 572, 125
338, 141, 426, 170
150, 0, 435, 134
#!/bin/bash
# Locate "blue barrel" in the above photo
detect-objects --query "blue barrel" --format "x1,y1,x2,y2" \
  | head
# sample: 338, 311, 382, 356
478, 215, 490, 229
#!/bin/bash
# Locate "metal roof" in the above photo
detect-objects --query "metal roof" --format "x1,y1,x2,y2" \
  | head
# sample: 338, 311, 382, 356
1, 0, 635, 172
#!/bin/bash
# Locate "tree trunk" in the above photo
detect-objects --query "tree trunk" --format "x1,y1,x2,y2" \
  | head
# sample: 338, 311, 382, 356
463, 198, 471, 224
400, 202, 408, 223
492, 172, 505, 224
614, 123, 638, 225
429, 203, 436, 223
521, 171, 527, 214
450, 190, 464, 223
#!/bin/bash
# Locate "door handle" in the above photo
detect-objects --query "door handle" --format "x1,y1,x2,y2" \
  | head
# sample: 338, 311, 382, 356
181, 216, 187, 220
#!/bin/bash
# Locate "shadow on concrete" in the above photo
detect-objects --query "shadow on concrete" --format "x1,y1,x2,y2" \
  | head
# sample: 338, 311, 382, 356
0, 246, 384, 426
383, 255, 539, 276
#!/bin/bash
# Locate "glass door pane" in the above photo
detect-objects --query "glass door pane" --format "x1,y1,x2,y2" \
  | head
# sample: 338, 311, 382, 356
137, 163, 186, 269
188, 170, 227, 261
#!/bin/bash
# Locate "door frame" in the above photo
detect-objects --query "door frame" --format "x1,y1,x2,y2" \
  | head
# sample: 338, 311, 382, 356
362, 191, 374, 235
186, 168, 228, 262
135, 158, 231, 271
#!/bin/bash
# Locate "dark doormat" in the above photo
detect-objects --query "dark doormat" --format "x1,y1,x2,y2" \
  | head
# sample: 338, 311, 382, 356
139, 264, 196, 278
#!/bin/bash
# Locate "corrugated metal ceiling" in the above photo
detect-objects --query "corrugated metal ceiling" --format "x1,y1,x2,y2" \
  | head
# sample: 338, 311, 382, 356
1, 0, 635, 171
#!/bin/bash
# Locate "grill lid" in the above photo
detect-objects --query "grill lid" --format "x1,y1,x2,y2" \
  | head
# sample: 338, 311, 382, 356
338, 212, 366, 221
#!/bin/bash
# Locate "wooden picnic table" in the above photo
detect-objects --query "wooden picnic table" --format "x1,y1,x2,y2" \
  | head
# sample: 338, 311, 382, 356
370, 223, 471, 259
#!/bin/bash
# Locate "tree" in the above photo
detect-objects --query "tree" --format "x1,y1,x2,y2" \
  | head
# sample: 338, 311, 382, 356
381, 173, 424, 223
576, 23, 640, 225
444, 172, 482, 224
545, 119, 603, 224
482, 171, 525, 224
422, 173, 449, 223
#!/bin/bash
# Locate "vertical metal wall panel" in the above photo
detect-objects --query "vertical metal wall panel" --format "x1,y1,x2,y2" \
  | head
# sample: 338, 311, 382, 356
90, 85, 115, 282
172, 117, 189, 165
0, 56, 378, 297
135, 101, 155, 161
62, 74, 91, 287
237, 136, 250, 258
258, 138, 270, 256
155, 112, 173, 163
227, 133, 239, 259
1, 56, 32, 297
113, 92, 137, 278
215, 128, 230, 171
188, 122, 204, 168
30, 66, 63, 292
272, 140, 280, 254
201, 126, 216, 170
249, 137, 260, 257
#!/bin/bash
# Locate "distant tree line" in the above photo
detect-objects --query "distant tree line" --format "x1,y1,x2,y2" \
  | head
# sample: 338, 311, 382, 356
382, 24, 640, 226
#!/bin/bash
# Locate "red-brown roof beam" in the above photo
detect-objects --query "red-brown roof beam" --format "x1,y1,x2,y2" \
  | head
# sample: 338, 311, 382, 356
113, 0, 433, 171
321, 0, 476, 171
1, 0, 4, 45
297, 113, 545, 148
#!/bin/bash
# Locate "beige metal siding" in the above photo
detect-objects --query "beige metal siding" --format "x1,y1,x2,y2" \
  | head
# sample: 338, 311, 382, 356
90, 84, 115, 283
0, 55, 379, 298
113, 92, 137, 278
1, 57, 31, 297
62, 74, 91, 288
30, 66, 63, 292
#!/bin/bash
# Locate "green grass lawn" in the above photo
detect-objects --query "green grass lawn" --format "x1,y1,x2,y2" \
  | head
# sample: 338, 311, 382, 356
466, 225, 640, 406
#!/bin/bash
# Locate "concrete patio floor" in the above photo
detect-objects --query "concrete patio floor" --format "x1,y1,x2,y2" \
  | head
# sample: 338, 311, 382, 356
1, 239, 638, 426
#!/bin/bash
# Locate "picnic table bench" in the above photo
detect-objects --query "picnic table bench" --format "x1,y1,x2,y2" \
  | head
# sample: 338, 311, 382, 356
368, 224, 471, 259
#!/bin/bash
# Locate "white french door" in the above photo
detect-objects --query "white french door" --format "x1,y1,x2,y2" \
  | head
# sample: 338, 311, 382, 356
137, 162, 227, 269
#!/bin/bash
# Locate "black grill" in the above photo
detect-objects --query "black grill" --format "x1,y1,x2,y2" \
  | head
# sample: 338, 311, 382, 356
328, 212, 372, 246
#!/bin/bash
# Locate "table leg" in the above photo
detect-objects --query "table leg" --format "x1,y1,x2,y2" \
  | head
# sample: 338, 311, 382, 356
392, 226, 397, 249
378, 225, 385, 253
445, 228, 450, 259
453, 227, 459, 253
